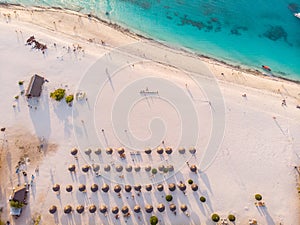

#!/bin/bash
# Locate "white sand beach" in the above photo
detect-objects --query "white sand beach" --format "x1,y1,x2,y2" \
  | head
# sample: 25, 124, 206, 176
0, 5, 300, 225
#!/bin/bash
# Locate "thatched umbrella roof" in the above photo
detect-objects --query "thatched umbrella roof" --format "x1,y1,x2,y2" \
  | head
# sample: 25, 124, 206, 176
167, 165, 174, 172
145, 165, 151, 172
145, 204, 153, 213
52, 184, 60, 192
145, 184, 152, 191
104, 164, 111, 172
76, 205, 84, 214
68, 164, 76, 172
178, 183, 186, 191
71, 147, 78, 155
125, 185, 132, 192
134, 205, 141, 213
92, 164, 100, 172
89, 204, 96, 213
157, 184, 164, 192
79, 184, 86, 192
158, 165, 165, 172
85, 148, 92, 155
64, 205, 72, 214
165, 147, 173, 154
168, 183, 176, 191
191, 183, 198, 191
169, 204, 176, 212
99, 205, 107, 213
117, 147, 125, 154
134, 165, 141, 172
178, 147, 185, 154
66, 185, 73, 192
157, 147, 164, 154
121, 206, 129, 214
114, 184, 121, 193
106, 147, 113, 154
49, 205, 57, 214
116, 165, 123, 172
91, 184, 98, 192
134, 184, 141, 191
190, 164, 197, 172
81, 164, 90, 173
157, 203, 165, 212
101, 184, 109, 192
94, 148, 101, 155
112, 206, 119, 214
180, 204, 187, 212
189, 146, 196, 154
125, 165, 132, 172
144, 147, 152, 154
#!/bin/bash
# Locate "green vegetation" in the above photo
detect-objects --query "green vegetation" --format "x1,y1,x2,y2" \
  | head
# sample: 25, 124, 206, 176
15, 95, 19, 100
150, 216, 158, 225
65, 94, 74, 104
255, 194, 262, 201
9, 200, 24, 209
165, 195, 173, 202
32, 214, 41, 225
211, 213, 220, 222
50, 88, 65, 101
188, 179, 193, 184
18, 81, 24, 85
228, 214, 236, 222
200, 196, 206, 202
151, 168, 157, 174
163, 167, 169, 173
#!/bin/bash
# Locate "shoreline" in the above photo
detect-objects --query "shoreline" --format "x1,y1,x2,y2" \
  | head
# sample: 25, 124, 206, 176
1, 3, 300, 86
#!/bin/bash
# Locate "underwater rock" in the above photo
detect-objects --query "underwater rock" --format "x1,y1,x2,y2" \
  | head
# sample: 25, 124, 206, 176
263, 25, 287, 42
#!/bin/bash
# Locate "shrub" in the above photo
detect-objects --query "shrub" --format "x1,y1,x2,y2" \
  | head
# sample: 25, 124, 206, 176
151, 168, 157, 174
33, 214, 41, 225
200, 196, 206, 202
150, 216, 158, 225
18, 81, 24, 85
50, 88, 65, 101
211, 213, 220, 222
255, 194, 262, 201
163, 167, 169, 173
15, 95, 19, 100
188, 179, 193, 184
9, 200, 24, 208
228, 214, 236, 222
165, 195, 173, 202
65, 94, 74, 104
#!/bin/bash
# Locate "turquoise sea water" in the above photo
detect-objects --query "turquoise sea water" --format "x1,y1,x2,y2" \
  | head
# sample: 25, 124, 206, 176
2, 0, 300, 80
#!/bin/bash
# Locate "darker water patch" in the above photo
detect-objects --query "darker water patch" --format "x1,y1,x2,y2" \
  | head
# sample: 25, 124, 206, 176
177, 15, 222, 32
230, 26, 248, 36
288, 2, 299, 12
262, 25, 288, 42
119, 0, 152, 10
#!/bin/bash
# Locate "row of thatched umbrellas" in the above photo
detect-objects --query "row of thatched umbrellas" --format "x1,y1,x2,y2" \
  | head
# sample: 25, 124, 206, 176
49, 203, 188, 214
52, 183, 199, 193
70, 146, 196, 156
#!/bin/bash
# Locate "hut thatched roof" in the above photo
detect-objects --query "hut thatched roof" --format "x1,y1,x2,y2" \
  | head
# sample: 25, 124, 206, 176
89, 204, 97, 213
167, 165, 174, 172
145, 204, 153, 213
144, 147, 152, 154
85, 148, 92, 155
91, 184, 98, 192
112, 206, 119, 214
52, 184, 60, 192
117, 147, 125, 154
157, 147, 164, 154
157, 184, 164, 191
66, 185, 73, 192
134, 165, 141, 172
94, 148, 101, 155
134, 184, 141, 191
158, 165, 165, 171
178, 183, 186, 191
79, 184, 86, 192
104, 164, 111, 172
106, 147, 113, 154
101, 184, 109, 192
114, 184, 121, 193
81, 165, 90, 173
99, 205, 107, 213
168, 183, 176, 191
134, 205, 141, 213
126, 165, 132, 172
190, 164, 197, 172
76, 205, 84, 214
145, 165, 151, 172
49, 205, 57, 214
92, 164, 100, 172
180, 204, 187, 212
71, 148, 78, 155
178, 147, 185, 154
68, 164, 76, 172
116, 165, 123, 172
169, 204, 176, 212
165, 147, 173, 154
189, 146, 196, 154
157, 203, 165, 212
191, 183, 198, 191
145, 184, 152, 191
125, 185, 132, 192
64, 205, 72, 214
121, 206, 129, 214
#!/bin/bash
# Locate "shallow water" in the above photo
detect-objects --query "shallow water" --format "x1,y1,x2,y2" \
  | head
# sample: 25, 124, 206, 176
3, 0, 300, 80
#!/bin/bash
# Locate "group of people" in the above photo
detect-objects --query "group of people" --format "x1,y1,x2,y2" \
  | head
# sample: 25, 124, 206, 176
26, 36, 47, 54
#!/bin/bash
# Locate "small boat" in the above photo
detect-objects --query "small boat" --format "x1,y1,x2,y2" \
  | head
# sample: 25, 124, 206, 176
295, 13, 300, 19
262, 65, 271, 71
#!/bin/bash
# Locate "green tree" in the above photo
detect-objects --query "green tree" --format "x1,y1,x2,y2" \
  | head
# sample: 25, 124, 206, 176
255, 194, 262, 201
165, 195, 173, 202
65, 94, 74, 104
200, 196, 206, 202
211, 213, 220, 222
228, 214, 236, 222
50, 88, 65, 101
150, 216, 158, 225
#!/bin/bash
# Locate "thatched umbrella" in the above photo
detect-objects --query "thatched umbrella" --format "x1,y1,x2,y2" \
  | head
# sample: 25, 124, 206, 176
180, 204, 187, 212
191, 183, 198, 191
158, 165, 165, 172
79, 184, 86, 192
112, 206, 119, 214
145, 204, 153, 213
68, 164, 76, 172
167, 165, 174, 172
157, 184, 164, 192
116, 165, 123, 172
178, 147, 185, 154
76, 205, 84, 214
52, 184, 60, 192
92, 164, 100, 172
134, 205, 141, 213
126, 165, 132, 172
169, 204, 176, 212
144, 147, 152, 154
104, 164, 111, 172
125, 185, 132, 192
81, 165, 90, 173
117, 147, 125, 155
94, 148, 101, 155
49, 205, 57, 214
91, 184, 98, 192
157, 203, 165, 212
145, 184, 152, 191
189, 147, 196, 154
114, 184, 121, 193
85, 148, 92, 155
71, 147, 78, 156
134, 184, 141, 192
66, 185, 73, 192
134, 165, 141, 172
145, 165, 151, 172
64, 205, 72, 214
157, 147, 164, 154
178, 183, 186, 191
121, 206, 129, 214
106, 147, 113, 155
101, 184, 109, 192
89, 204, 97, 213
190, 164, 197, 172
165, 147, 173, 154
99, 205, 107, 213
168, 183, 176, 191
